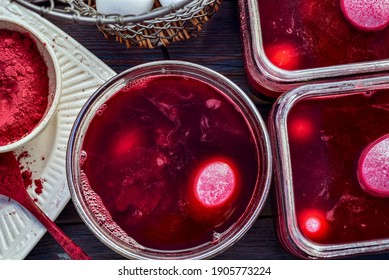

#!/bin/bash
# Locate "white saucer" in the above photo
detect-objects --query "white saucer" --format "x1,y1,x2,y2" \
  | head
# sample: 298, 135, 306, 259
0, 0, 116, 259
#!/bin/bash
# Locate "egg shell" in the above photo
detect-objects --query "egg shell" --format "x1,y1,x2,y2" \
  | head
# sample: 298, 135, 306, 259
96, 0, 154, 16
159, 0, 187, 7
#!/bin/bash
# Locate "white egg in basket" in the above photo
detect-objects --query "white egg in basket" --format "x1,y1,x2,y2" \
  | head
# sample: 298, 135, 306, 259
96, 0, 154, 16
159, 0, 188, 6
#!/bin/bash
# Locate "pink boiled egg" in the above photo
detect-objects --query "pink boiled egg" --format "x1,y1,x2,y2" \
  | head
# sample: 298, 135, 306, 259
357, 134, 389, 197
341, 0, 389, 31
288, 116, 315, 143
265, 42, 300, 70
192, 157, 239, 209
298, 209, 329, 242
111, 129, 142, 157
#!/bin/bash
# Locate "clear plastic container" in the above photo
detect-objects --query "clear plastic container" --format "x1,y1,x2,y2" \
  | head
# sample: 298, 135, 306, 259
269, 75, 389, 259
66, 60, 272, 259
239, 0, 389, 99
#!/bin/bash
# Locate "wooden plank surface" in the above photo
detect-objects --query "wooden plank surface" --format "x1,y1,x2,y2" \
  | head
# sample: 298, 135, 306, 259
24, 0, 389, 260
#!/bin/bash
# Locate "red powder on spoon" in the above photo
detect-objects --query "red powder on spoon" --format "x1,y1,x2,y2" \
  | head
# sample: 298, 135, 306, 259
0, 29, 49, 146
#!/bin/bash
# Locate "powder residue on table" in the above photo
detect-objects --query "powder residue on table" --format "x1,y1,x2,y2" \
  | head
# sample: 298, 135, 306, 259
17, 150, 46, 197
0, 29, 49, 146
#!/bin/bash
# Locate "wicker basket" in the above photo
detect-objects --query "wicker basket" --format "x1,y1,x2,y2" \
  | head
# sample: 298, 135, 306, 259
16, 0, 222, 48
88, 0, 222, 48
88, 0, 221, 48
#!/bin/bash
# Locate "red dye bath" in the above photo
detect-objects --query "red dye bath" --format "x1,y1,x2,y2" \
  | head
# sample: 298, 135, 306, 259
258, 0, 389, 70
80, 74, 259, 250
288, 90, 389, 244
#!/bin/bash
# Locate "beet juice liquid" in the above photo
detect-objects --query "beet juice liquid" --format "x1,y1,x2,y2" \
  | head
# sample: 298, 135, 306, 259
287, 90, 389, 244
258, 0, 389, 70
80, 75, 259, 250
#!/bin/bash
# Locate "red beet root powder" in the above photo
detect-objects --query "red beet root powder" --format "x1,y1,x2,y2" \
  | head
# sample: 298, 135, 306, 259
0, 29, 49, 146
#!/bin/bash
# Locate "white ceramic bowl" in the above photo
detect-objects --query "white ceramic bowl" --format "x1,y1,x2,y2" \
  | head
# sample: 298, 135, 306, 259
0, 18, 61, 153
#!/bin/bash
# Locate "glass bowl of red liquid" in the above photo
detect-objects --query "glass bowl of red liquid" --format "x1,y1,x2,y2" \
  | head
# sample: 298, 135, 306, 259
269, 75, 389, 259
66, 61, 272, 259
239, 0, 389, 99
0, 18, 61, 152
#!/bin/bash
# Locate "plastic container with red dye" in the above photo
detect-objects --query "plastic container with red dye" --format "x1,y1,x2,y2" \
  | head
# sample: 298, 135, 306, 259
269, 75, 389, 259
239, 0, 389, 99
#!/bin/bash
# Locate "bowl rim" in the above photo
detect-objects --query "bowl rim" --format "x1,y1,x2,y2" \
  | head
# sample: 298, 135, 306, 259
0, 17, 61, 153
66, 60, 273, 259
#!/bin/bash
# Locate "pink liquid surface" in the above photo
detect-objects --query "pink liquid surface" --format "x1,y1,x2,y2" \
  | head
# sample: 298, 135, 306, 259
81, 75, 259, 250
258, 0, 389, 70
288, 90, 389, 244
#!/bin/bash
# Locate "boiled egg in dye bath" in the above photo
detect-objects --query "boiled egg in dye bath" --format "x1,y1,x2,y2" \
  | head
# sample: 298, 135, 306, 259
159, 0, 188, 7
96, 0, 154, 15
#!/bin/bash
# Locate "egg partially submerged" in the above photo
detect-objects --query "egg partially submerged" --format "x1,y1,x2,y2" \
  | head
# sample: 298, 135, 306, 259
96, 0, 154, 16
357, 134, 389, 197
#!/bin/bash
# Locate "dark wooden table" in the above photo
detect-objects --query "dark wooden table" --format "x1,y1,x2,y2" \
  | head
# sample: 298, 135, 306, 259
25, 0, 389, 260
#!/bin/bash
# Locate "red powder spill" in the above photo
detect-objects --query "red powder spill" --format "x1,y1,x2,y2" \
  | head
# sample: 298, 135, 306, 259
16, 151, 45, 196
16, 151, 32, 189
34, 179, 43, 195
17, 150, 30, 162
21, 170, 32, 189
0, 152, 28, 203
0, 29, 49, 146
